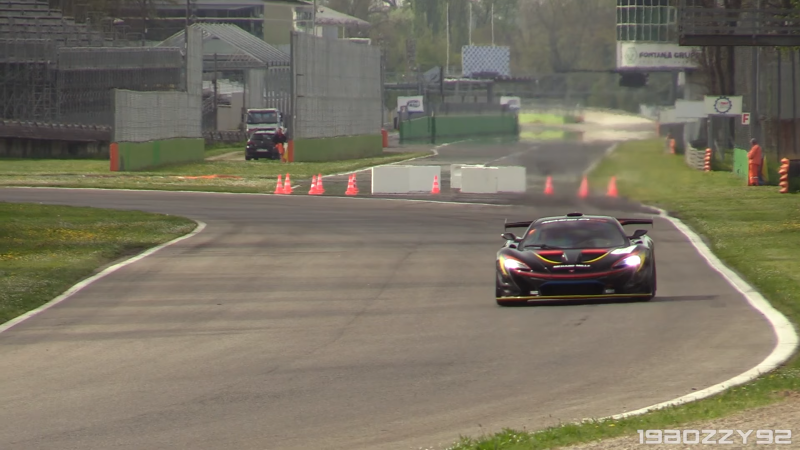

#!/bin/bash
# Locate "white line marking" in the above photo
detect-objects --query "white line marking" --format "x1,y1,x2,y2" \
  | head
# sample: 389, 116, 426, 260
321, 140, 468, 179
0, 219, 208, 334
582, 143, 619, 177
482, 147, 534, 167
552, 147, 800, 427
590, 208, 798, 422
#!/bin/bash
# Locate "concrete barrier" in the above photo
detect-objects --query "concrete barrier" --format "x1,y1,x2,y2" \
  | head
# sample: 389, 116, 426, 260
371, 166, 411, 194
450, 164, 484, 190
461, 166, 499, 193
496, 166, 526, 193
371, 165, 441, 194
409, 165, 441, 192
460, 165, 527, 194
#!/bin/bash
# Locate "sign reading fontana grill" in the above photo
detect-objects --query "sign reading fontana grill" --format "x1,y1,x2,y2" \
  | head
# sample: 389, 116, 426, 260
616, 42, 701, 70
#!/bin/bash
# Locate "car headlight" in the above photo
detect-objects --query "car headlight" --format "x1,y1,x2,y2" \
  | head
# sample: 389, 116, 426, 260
501, 257, 530, 271
615, 254, 642, 268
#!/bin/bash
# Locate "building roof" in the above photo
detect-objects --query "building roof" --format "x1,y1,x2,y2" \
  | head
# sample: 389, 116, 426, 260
157, 23, 289, 69
152, 0, 311, 9
308, 6, 371, 28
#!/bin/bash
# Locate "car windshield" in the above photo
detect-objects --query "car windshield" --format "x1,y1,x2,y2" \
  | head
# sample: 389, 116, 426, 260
521, 219, 627, 249
247, 111, 278, 124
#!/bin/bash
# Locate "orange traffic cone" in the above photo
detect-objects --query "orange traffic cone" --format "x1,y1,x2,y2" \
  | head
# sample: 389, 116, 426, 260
274, 174, 285, 194
316, 173, 325, 194
544, 176, 554, 195
283, 173, 293, 194
309, 175, 320, 195
606, 176, 618, 197
345, 174, 359, 196
577, 176, 589, 198
431, 175, 440, 194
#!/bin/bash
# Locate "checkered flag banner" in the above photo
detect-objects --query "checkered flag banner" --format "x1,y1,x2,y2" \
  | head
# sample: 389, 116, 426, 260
461, 45, 511, 78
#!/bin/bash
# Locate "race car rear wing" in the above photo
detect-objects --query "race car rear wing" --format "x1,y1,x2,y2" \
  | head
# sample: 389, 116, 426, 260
504, 219, 533, 229
503, 218, 653, 229
617, 218, 654, 227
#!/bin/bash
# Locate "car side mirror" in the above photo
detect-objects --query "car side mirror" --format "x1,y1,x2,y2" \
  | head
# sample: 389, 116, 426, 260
501, 232, 519, 241
629, 229, 647, 239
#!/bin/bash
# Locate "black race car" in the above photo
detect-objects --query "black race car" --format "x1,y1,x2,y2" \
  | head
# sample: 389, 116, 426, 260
496, 212, 656, 306
245, 131, 280, 161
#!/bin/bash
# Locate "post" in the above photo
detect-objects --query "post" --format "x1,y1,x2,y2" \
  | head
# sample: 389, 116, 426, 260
794, 50, 798, 156
312, 0, 317, 36
380, 51, 386, 129
445, 2, 450, 76
491, 3, 495, 46
778, 50, 782, 160
213, 53, 218, 131
468, 1, 472, 46
289, 31, 296, 139
440, 65, 445, 102
184, 0, 190, 92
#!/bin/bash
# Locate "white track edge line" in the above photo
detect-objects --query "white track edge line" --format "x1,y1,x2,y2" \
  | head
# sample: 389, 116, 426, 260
321, 140, 466, 179
0, 219, 208, 335
588, 208, 798, 423
549, 139, 800, 428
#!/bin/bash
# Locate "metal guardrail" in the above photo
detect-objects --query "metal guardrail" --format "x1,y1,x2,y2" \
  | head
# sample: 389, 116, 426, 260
685, 146, 706, 171
678, 3, 800, 46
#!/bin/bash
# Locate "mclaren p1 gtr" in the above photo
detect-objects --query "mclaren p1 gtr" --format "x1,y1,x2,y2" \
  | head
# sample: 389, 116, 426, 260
496, 212, 656, 306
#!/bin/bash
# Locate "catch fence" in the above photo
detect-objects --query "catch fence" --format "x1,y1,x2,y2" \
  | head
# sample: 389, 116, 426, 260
112, 26, 203, 144
290, 31, 383, 139
0, 40, 183, 126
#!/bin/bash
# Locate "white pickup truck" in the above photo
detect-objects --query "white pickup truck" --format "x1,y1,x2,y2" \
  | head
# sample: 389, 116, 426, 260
245, 108, 285, 136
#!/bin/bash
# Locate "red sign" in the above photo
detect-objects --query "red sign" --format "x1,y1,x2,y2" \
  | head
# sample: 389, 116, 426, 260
742, 113, 751, 125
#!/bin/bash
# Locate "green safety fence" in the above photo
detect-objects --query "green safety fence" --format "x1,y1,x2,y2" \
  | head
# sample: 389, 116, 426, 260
399, 114, 519, 144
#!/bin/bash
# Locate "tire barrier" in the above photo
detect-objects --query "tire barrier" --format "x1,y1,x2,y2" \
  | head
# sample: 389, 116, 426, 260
704, 148, 712, 172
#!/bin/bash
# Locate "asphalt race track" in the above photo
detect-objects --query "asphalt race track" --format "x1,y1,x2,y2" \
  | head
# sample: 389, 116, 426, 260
0, 134, 777, 450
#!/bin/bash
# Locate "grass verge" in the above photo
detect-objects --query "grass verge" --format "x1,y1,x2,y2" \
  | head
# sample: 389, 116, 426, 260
0, 202, 197, 325
0, 150, 429, 193
444, 138, 800, 449
519, 113, 566, 125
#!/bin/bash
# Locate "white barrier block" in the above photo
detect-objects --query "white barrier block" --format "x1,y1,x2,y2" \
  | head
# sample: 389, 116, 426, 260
408, 165, 441, 192
371, 166, 412, 194
496, 166, 526, 193
461, 166, 499, 193
450, 164, 483, 190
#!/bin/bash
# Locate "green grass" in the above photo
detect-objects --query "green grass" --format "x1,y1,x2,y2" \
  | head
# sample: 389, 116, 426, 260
0, 151, 430, 193
445, 138, 800, 450
0, 202, 196, 325
519, 113, 566, 125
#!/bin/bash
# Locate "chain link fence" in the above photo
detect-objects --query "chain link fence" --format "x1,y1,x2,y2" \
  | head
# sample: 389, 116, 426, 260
290, 31, 382, 139
112, 27, 202, 143
0, 39, 184, 130
730, 47, 800, 160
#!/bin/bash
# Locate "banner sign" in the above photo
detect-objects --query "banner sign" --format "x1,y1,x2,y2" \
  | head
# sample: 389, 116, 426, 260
397, 95, 424, 113
704, 95, 743, 116
617, 42, 701, 70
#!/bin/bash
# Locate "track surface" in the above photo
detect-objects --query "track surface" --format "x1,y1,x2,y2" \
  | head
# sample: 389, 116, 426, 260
0, 133, 776, 450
